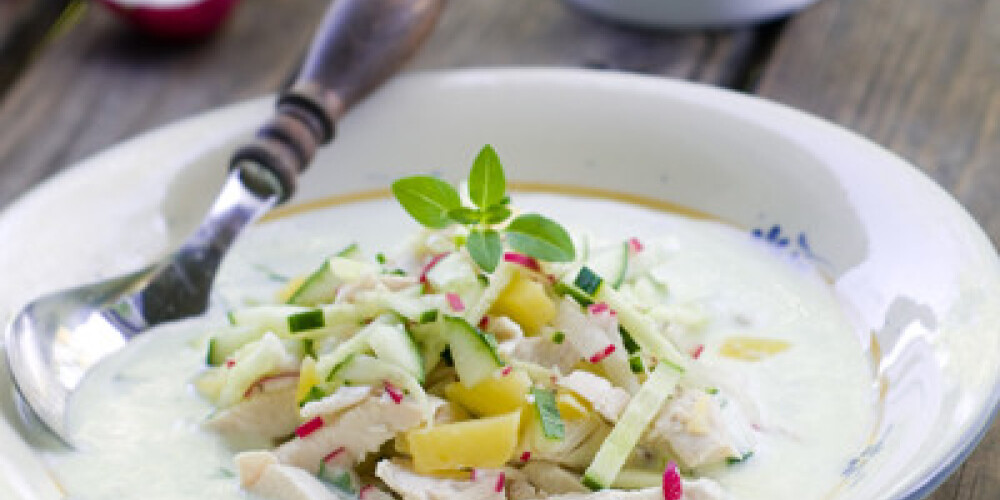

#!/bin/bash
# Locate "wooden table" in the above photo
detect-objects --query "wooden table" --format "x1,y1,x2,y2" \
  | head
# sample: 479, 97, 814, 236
0, 1, 997, 498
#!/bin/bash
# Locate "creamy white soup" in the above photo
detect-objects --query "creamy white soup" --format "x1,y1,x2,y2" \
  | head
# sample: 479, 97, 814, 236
44, 193, 875, 500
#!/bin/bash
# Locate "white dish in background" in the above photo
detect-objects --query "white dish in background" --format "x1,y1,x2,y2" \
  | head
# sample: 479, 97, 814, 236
562, 0, 821, 28
1, 68, 998, 499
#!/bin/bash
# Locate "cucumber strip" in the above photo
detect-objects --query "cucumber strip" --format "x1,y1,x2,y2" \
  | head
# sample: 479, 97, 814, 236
217, 333, 298, 407
366, 323, 425, 383
582, 363, 682, 490
287, 260, 336, 306
442, 315, 504, 387
287, 256, 377, 306
206, 325, 262, 366
553, 281, 594, 307
586, 241, 629, 289
314, 331, 373, 382
228, 305, 314, 336
531, 387, 565, 440
287, 309, 325, 333
594, 286, 687, 370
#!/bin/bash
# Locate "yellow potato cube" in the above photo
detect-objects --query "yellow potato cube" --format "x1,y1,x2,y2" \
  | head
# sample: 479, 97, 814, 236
556, 391, 590, 421
489, 272, 556, 334
444, 369, 531, 416
719, 336, 791, 361
407, 410, 522, 473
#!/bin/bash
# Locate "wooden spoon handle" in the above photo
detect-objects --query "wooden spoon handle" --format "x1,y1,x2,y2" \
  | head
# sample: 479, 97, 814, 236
231, 0, 444, 201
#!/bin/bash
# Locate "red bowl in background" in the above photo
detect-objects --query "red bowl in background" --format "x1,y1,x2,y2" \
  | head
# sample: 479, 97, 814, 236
96, 0, 241, 40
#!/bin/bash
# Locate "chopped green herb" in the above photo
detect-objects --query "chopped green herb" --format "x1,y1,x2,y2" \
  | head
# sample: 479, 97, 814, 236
388, 268, 408, 276
552, 331, 566, 344
706, 387, 720, 395
376, 252, 387, 265
477, 273, 490, 287
287, 309, 325, 333
531, 387, 565, 440
303, 338, 316, 358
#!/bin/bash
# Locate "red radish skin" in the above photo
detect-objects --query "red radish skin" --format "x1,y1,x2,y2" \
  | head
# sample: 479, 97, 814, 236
503, 252, 541, 272
494, 472, 506, 493
419, 253, 449, 284
662, 461, 683, 500
295, 416, 324, 439
629, 237, 644, 253
384, 381, 404, 404
446, 293, 465, 312
97, 0, 240, 40
589, 344, 616, 363
323, 446, 346, 463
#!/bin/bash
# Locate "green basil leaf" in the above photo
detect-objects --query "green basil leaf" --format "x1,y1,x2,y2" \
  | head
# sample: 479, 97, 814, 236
483, 205, 512, 224
391, 176, 461, 229
467, 229, 503, 272
468, 145, 506, 209
447, 207, 483, 225
506, 214, 576, 262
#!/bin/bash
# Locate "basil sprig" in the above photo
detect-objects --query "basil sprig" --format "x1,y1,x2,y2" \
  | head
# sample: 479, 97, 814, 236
391, 145, 576, 272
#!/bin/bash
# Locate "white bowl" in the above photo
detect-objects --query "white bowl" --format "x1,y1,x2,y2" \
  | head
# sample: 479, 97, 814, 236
1, 69, 998, 499
562, 0, 822, 28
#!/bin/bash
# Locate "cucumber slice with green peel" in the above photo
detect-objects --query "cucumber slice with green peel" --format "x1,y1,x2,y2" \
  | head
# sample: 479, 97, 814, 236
582, 363, 682, 490
206, 325, 263, 366
366, 323, 424, 382
287, 309, 325, 333
228, 305, 314, 336
287, 260, 337, 306
586, 242, 629, 289
442, 315, 504, 387
287, 256, 378, 306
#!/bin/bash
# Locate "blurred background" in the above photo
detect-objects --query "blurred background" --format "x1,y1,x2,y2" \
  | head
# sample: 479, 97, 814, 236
0, 1, 997, 496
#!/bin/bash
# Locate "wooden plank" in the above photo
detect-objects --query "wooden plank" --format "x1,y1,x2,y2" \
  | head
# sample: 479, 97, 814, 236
411, 0, 764, 87
757, 1, 1000, 499
0, 0, 768, 209
0, 0, 331, 208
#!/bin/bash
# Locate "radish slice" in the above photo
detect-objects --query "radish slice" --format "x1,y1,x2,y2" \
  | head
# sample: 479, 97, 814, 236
662, 461, 683, 500
295, 416, 324, 438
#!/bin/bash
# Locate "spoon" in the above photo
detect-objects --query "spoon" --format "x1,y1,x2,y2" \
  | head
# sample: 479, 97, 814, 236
4, 0, 444, 445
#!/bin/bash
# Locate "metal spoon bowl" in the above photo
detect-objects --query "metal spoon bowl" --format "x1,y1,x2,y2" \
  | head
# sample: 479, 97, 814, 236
4, 0, 444, 445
